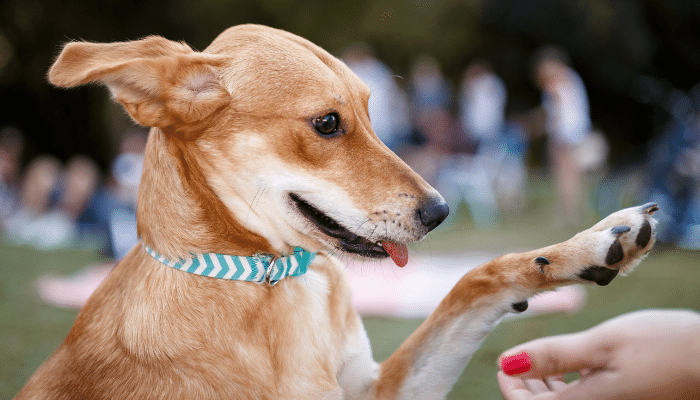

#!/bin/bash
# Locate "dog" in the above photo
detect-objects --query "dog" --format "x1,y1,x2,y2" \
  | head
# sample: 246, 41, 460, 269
17, 24, 658, 399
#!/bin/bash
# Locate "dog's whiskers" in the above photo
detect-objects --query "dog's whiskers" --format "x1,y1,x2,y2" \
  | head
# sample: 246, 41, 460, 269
245, 186, 266, 226
366, 226, 379, 243
353, 218, 375, 241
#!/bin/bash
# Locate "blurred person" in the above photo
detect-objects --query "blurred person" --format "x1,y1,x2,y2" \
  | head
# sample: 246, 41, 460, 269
37, 130, 146, 308
106, 130, 144, 259
4, 153, 105, 251
438, 61, 528, 229
497, 309, 700, 400
59, 155, 101, 239
533, 46, 592, 221
341, 43, 411, 151
406, 54, 456, 185
0, 126, 24, 221
2, 154, 75, 249
459, 60, 507, 151
19, 156, 62, 215
647, 87, 700, 249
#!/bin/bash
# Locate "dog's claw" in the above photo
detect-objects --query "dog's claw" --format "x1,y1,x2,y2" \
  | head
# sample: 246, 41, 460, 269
534, 256, 550, 265
534, 256, 550, 274
611, 225, 631, 236
640, 202, 659, 215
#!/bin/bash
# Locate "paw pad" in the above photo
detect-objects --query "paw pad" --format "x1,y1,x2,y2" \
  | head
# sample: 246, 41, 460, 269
605, 240, 625, 265
579, 266, 619, 286
636, 220, 652, 248
511, 301, 528, 312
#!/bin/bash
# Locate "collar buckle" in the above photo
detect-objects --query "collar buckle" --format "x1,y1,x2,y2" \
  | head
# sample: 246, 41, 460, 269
264, 256, 279, 286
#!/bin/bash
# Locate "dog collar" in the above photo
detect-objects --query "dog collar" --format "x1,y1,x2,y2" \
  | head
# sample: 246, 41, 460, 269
143, 244, 316, 286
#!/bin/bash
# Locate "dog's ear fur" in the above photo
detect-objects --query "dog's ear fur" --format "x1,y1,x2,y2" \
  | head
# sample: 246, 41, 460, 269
48, 36, 230, 128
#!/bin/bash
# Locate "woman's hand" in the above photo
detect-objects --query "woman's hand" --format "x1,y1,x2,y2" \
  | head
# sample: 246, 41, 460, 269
497, 309, 700, 400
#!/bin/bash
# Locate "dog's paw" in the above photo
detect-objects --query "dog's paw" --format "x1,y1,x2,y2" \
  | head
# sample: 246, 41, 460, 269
536, 203, 658, 286
586, 202, 659, 275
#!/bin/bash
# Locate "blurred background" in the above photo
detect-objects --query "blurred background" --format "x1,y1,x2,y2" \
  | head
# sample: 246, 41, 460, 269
1, 0, 699, 398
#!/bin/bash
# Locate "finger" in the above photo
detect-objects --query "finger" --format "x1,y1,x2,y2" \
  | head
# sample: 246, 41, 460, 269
498, 331, 611, 378
524, 378, 550, 394
497, 372, 564, 400
579, 368, 592, 378
544, 375, 567, 391
498, 371, 537, 400
555, 370, 618, 400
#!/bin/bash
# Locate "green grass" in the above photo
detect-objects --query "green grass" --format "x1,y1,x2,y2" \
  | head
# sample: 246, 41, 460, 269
0, 245, 98, 398
2, 194, 699, 399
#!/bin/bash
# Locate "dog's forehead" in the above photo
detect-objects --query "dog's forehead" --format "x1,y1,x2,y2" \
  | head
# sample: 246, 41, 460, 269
205, 25, 370, 114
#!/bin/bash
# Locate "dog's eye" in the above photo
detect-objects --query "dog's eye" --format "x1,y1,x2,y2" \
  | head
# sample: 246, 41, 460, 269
313, 113, 340, 136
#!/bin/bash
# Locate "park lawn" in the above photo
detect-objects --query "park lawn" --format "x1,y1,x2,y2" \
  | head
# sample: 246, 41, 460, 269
1, 198, 698, 399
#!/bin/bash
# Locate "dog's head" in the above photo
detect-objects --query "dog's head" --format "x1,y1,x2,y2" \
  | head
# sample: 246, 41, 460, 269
48, 24, 448, 265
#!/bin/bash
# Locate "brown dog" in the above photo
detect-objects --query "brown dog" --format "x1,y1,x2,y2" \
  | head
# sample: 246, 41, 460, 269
17, 24, 658, 399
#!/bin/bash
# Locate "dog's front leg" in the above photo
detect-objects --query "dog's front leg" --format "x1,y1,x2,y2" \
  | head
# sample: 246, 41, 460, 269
368, 260, 528, 400
358, 203, 658, 400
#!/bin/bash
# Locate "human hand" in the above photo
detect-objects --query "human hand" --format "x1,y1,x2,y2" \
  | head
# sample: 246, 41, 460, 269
497, 309, 700, 400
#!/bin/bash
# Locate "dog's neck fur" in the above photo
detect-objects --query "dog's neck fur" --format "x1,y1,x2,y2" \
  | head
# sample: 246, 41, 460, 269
137, 126, 274, 259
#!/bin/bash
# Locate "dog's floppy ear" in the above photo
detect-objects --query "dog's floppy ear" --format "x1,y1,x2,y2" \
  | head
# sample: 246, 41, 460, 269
48, 36, 230, 128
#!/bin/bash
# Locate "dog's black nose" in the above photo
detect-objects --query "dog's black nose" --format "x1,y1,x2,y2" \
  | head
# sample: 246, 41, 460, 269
418, 197, 449, 231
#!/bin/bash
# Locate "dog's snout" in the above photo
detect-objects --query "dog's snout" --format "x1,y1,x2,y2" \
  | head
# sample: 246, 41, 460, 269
418, 197, 449, 231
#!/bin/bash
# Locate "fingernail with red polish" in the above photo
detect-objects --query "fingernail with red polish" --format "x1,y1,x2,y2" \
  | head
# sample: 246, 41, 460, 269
500, 352, 531, 375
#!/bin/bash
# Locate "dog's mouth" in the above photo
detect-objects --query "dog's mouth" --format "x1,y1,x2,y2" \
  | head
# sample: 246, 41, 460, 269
289, 193, 408, 265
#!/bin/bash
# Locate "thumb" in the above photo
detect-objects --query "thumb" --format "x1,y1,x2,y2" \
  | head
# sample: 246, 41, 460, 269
498, 331, 611, 378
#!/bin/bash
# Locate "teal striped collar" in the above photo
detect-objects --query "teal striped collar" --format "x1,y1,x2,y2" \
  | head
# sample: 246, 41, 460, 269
144, 244, 316, 286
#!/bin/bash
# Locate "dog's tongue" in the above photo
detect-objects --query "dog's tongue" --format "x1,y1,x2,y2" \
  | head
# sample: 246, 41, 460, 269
381, 241, 408, 267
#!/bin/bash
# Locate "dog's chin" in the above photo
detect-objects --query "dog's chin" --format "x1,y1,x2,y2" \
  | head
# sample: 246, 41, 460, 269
288, 193, 389, 259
